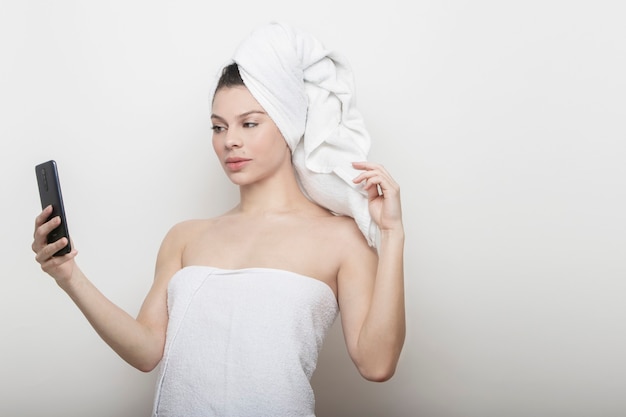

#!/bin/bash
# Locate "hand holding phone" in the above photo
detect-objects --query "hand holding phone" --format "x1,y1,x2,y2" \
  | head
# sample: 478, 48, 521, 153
35, 160, 71, 256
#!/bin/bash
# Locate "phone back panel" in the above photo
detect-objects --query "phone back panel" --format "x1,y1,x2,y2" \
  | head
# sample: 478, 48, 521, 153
35, 160, 71, 256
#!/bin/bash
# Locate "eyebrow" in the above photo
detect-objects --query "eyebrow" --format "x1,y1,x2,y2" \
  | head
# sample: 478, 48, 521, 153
210, 110, 267, 121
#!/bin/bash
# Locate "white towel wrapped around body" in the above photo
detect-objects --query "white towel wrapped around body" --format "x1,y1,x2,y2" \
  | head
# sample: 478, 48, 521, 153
152, 266, 339, 416
211, 22, 379, 247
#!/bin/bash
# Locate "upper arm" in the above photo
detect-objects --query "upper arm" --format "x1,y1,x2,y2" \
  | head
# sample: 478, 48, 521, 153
336, 225, 379, 363
135, 223, 187, 348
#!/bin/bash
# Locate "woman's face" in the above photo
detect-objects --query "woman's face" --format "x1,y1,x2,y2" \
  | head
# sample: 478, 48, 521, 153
211, 86, 291, 186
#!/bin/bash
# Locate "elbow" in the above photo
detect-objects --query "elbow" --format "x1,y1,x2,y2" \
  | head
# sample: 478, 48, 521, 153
137, 361, 159, 373
356, 356, 399, 382
353, 341, 404, 382
129, 351, 163, 373
132, 338, 165, 373
131, 357, 161, 373
359, 364, 397, 382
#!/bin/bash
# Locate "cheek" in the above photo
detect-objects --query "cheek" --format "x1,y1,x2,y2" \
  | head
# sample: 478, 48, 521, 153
270, 139, 292, 164
211, 136, 223, 156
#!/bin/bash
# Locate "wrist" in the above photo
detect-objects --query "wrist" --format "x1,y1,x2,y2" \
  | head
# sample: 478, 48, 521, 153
379, 226, 405, 243
57, 265, 84, 293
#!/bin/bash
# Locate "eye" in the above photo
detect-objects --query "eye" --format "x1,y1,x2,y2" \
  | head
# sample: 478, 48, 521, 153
211, 125, 226, 133
243, 122, 258, 128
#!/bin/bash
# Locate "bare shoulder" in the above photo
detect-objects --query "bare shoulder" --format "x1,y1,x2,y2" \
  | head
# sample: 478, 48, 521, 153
323, 214, 377, 266
325, 217, 376, 290
167, 218, 211, 234
153, 218, 216, 277
162, 217, 219, 244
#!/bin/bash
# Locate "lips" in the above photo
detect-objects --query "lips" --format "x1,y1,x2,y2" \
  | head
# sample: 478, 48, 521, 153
225, 157, 252, 170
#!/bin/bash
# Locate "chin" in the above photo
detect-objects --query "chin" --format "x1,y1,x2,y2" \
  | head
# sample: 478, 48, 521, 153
226, 173, 254, 186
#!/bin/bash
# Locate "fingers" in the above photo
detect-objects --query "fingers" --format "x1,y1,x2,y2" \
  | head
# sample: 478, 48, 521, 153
37, 248, 78, 277
351, 161, 400, 197
32, 207, 77, 282
32, 214, 61, 252
32, 206, 73, 262
35, 237, 77, 275
34, 237, 69, 263
34, 205, 53, 230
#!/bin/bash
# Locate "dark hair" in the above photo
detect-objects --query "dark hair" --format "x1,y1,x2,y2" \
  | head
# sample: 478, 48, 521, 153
215, 63, 244, 91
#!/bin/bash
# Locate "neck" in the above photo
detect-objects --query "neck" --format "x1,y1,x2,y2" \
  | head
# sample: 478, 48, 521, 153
236, 168, 314, 215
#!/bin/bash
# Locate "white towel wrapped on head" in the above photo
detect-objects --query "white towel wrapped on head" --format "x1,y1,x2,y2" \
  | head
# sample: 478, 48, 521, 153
211, 22, 379, 247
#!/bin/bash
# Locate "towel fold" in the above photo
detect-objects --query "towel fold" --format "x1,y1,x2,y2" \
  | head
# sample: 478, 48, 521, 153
211, 22, 379, 247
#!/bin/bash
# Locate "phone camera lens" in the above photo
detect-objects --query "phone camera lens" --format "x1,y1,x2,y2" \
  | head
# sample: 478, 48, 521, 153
41, 169, 48, 190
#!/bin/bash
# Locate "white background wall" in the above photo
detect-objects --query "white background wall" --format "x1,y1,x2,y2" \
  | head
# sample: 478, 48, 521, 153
1, 1, 625, 416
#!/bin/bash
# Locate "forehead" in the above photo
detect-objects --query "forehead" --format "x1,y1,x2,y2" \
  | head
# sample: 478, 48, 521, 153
211, 86, 265, 117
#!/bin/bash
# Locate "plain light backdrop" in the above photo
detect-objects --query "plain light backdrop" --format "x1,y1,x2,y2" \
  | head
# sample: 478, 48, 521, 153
1, 1, 625, 416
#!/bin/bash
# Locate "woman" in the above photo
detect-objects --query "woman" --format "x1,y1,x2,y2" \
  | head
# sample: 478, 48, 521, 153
32, 22, 405, 416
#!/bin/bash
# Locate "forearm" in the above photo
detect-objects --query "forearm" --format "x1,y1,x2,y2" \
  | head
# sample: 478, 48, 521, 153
59, 267, 164, 372
356, 229, 406, 380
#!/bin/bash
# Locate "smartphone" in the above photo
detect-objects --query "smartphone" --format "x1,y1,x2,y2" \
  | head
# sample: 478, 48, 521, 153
35, 160, 71, 256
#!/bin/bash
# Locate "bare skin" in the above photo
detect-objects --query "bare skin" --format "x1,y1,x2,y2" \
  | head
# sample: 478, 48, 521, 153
32, 85, 405, 381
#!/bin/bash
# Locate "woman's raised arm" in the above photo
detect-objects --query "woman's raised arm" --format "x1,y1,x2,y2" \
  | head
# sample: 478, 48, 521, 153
32, 206, 183, 372
337, 162, 405, 382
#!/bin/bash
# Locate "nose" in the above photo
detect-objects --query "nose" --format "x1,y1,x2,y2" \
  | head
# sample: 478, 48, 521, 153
224, 129, 243, 149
